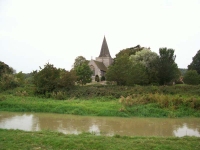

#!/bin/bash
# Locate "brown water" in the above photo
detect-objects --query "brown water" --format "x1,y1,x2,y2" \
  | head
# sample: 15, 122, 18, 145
0, 112, 200, 137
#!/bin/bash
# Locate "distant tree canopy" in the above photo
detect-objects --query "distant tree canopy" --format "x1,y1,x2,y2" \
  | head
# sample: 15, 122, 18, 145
73, 56, 92, 85
106, 46, 180, 86
188, 50, 200, 74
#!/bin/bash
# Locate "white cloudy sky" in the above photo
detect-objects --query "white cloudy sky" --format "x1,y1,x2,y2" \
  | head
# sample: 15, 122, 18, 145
0, 0, 200, 73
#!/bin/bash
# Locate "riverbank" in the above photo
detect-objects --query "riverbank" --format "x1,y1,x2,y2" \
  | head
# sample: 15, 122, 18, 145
0, 129, 199, 150
0, 94, 200, 117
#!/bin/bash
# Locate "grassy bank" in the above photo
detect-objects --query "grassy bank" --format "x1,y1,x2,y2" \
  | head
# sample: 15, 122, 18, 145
0, 94, 200, 117
0, 129, 200, 150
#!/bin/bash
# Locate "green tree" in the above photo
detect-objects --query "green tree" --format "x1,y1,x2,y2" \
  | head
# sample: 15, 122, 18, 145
183, 70, 199, 85
75, 63, 92, 85
73, 56, 89, 69
126, 64, 149, 85
33, 63, 60, 94
129, 49, 159, 84
188, 50, 200, 74
106, 54, 131, 85
157, 48, 180, 85
15, 71, 25, 85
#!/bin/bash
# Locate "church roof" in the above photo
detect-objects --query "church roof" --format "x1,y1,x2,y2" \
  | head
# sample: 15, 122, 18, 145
99, 36, 111, 57
93, 60, 107, 71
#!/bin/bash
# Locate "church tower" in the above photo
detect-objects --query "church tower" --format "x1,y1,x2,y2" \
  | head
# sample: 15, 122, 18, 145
88, 36, 113, 79
96, 36, 113, 67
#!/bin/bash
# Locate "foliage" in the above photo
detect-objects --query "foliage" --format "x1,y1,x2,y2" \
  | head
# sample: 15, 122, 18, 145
115, 45, 145, 58
0, 61, 13, 78
57, 70, 77, 90
106, 54, 131, 85
157, 48, 180, 85
95, 75, 100, 82
33, 63, 60, 94
14, 71, 25, 85
73, 56, 89, 69
129, 49, 159, 84
0, 74, 20, 90
101, 76, 105, 81
188, 50, 200, 74
75, 63, 92, 85
184, 70, 200, 85
126, 63, 149, 85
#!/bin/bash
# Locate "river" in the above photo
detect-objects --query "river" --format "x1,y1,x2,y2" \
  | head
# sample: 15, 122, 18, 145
0, 112, 200, 137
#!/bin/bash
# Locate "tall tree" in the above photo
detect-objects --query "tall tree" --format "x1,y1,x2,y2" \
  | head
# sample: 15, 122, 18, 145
188, 50, 200, 74
73, 56, 89, 69
157, 48, 180, 85
106, 54, 131, 85
129, 49, 159, 84
75, 63, 92, 85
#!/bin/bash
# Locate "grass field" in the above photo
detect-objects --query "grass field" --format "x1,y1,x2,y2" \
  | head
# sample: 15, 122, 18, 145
0, 94, 200, 117
0, 129, 200, 150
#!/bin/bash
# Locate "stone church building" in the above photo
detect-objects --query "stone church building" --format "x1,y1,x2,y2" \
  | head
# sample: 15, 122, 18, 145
88, 36, 113, 80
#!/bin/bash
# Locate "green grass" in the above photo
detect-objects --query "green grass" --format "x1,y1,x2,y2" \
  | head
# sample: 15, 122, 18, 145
0, 129, 199, 150
0, 94, 200, 117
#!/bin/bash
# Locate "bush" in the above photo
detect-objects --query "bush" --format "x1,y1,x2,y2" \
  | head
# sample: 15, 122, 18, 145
0, 74, 20, 90
101, 76, 105, 81
184, 70, 199, 85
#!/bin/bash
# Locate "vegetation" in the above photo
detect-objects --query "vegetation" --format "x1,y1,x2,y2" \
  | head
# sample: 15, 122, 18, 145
1, 88, 200, 117
33, 63, 77, 94
1, 129, 200, 150
157, 48, 180, 85
184, 70, 200, 85
106, 46, 180, 86
188, 50, 200, 74
73, 56, 92, 85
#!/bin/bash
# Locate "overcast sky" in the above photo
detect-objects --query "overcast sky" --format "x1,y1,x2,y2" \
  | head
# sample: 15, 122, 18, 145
0, 0, 200, 73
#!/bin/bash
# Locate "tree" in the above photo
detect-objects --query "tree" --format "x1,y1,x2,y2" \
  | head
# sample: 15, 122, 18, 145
188, 50, 200, 74
75, 63, 92, 85
129, 49, 159, 84
157, 48, 180, 85
33, 63, 60, 94
183, 70, 199, 85
106, 54, 131, 85
126, 63, 149, 85
73, 56, 89, 69
0, 61, 13, 78
57, 70, 77, 90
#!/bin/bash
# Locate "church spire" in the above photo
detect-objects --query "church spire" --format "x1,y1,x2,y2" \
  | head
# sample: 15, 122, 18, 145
99, 36, 111, 57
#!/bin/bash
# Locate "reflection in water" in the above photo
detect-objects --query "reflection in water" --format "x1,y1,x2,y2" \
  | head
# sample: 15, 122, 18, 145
0, 112, 200, 137
89, 124, 100, 135
174, 123, 200, 137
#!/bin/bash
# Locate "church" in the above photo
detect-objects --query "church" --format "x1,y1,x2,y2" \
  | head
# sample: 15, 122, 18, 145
88, 36, 113, 80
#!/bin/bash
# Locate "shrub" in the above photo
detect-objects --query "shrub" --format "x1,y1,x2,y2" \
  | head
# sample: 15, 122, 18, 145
0, 74, 20, 90
101, 76, 105, 81
51, 91, 66, 100
184, 70, 199, 85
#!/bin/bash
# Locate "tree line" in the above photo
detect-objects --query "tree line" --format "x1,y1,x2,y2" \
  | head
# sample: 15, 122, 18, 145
0, 46, 200, 94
